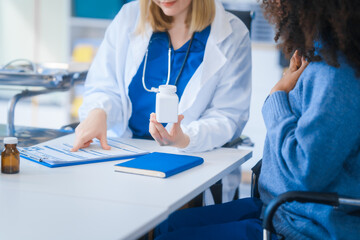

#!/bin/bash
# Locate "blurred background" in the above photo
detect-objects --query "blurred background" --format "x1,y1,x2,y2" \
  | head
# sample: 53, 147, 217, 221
0, 0, 284, 180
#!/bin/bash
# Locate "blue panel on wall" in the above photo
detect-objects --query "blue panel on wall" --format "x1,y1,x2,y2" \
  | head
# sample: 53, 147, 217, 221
73, 0, 133, 19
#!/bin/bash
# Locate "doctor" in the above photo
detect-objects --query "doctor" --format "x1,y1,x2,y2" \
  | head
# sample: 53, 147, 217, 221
72, 0, 251, 202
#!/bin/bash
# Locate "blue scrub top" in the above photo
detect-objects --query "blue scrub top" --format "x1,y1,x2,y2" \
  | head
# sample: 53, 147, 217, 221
128, 26, 211, 138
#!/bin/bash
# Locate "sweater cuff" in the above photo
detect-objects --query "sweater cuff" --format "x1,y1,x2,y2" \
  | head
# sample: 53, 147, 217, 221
262, 91, 293, 120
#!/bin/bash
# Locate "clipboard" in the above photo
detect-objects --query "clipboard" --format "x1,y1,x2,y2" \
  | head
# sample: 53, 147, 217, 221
21, 152, 148, 168
19, 134, 149, 168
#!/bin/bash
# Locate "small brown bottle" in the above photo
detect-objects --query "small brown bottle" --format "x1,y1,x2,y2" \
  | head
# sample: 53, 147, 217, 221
1, 137, 20, 174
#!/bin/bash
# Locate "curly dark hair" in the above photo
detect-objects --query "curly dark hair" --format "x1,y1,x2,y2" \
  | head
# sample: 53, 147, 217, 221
261, 0, 360, 76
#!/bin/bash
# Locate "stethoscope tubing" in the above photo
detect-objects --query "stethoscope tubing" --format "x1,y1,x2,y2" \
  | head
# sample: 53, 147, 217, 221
142, 32, 195, 93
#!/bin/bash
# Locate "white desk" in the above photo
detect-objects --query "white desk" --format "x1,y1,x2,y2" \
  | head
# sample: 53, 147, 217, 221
0, 188, 168, 240
0, 138, 252, 240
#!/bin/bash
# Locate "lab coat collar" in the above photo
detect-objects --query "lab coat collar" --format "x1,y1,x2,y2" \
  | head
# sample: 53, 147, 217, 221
211, 1, 232, 45
193, 25, 211, 47
200, 1, 233, 85
125, 23, 153, 89
178, 2, 232, 113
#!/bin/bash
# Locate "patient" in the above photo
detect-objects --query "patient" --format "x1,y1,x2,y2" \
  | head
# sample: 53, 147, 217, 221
154, 0, 360, 239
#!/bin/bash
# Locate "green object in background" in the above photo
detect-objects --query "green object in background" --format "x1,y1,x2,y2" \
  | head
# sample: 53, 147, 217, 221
73, 0, 133, 19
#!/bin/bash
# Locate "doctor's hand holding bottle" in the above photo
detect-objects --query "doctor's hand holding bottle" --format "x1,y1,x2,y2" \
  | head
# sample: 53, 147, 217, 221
149, 113, 190, 148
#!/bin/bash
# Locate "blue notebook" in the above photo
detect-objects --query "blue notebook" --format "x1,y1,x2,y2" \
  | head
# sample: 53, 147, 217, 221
114, 152, 204, 178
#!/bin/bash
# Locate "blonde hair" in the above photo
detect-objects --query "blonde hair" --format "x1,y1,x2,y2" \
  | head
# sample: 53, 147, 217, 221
137, 0, 215, 34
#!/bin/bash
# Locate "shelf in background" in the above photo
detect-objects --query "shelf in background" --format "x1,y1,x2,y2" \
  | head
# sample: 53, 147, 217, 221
70, 17, 112, 29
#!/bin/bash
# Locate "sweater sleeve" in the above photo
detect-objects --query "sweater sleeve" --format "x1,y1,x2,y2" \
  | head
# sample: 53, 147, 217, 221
262, 65, 360, 190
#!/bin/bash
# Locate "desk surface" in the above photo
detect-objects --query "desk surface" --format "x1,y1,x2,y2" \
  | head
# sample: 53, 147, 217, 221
0, 189, 168, 240
0, 138, 252, 240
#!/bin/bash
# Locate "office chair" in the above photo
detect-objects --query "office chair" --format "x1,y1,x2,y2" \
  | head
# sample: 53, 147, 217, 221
251, 160, 360, 240
226, 10, 255, 34
61, 122, 80, 131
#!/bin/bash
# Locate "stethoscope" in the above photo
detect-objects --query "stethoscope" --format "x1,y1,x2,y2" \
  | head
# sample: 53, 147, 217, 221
142, 32, 195, 93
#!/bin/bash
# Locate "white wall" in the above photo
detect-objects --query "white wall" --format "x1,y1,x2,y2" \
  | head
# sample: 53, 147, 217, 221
38, 0, 70, 62
0, 0, 70, 64
0, 0, 35, 64
0, 0, 3, 54
241, 43, 282, 171
0, 0, 71, 129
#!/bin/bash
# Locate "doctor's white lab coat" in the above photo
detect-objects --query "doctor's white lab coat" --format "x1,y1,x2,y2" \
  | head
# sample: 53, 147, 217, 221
79, 1, 252, 155
79, 1, 251, 203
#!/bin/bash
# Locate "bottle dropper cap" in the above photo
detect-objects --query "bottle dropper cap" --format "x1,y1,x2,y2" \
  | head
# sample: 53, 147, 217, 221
4, 137, 18, 144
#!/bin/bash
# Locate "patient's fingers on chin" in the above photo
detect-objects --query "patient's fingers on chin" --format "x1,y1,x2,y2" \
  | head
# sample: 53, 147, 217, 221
290, 50, 300, 71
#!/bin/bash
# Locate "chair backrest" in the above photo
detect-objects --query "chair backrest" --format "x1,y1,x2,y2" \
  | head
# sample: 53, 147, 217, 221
251, 159, 262, 198
226, 10, 255, 36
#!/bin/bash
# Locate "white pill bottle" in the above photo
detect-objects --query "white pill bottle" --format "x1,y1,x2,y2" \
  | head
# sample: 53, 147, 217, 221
156, 85, 179, 123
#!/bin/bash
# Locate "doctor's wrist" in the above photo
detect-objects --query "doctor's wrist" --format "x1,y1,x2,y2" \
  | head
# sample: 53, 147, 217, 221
176, 134, 190, 149
88, 108, 107, 118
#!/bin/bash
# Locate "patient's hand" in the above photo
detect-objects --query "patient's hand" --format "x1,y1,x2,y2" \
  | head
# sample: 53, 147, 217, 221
149, 113, 190, 149
271, 50, 309, 94
71, 108, 111, 152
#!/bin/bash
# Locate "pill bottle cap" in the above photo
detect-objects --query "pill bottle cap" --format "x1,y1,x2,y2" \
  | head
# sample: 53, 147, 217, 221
159, 85, 177, 94
4, 137, 18, 144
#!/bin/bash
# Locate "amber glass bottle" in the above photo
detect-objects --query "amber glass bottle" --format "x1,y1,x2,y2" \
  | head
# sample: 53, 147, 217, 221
1, 137, 20, 174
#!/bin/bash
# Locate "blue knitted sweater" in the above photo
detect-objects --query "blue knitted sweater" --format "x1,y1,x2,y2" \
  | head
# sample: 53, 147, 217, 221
260, 57, 360, 239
